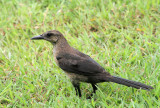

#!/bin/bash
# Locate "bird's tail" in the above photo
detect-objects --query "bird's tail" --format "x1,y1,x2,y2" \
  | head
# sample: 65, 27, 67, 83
107, 76, 153, 90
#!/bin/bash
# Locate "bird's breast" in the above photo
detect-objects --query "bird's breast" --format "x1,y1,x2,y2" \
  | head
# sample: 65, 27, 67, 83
65, 72, 89, 83
53, 48, 59, 66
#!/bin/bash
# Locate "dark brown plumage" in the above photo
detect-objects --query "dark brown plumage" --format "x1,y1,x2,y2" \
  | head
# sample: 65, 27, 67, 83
31, 30, 153, 97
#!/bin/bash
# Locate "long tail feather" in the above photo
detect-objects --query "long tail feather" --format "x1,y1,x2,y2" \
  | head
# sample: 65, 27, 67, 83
108, 76, 153, 90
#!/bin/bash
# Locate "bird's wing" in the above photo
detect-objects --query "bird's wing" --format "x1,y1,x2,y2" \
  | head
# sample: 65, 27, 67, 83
56, 53, 107, 76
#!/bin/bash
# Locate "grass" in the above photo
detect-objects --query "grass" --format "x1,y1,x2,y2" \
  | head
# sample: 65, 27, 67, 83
0, 0, 160, 107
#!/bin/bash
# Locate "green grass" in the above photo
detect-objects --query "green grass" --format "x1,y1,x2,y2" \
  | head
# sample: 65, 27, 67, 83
0, 0, 160, 107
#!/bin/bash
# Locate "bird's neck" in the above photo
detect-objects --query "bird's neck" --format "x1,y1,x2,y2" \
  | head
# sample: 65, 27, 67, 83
53, 37, 70, 54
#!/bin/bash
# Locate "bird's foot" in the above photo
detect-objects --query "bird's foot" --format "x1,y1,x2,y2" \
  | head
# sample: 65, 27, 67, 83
86, 93, 94, 99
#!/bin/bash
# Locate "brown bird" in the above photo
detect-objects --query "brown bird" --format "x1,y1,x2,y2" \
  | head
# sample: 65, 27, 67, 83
31, 30, 153, 97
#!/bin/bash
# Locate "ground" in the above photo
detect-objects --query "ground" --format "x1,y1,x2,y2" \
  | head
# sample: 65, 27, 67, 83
0, 0, 160, 107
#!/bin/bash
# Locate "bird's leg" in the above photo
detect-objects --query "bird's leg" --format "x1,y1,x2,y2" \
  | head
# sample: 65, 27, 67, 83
72, 82, 81, 97
87, 83, 97, 99
92, 83, 97, 93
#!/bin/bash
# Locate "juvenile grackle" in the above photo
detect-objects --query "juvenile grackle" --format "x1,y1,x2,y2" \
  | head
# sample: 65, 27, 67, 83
31, 30, 153, 97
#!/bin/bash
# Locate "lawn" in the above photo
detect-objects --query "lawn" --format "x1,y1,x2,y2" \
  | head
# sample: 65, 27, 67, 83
0, 0, 160, 107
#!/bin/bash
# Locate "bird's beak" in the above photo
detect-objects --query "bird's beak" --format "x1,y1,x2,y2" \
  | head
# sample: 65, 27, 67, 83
31, 35, 44, 40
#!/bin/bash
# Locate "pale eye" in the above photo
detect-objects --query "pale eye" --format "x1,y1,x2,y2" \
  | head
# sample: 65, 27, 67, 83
47, 33, 53, 37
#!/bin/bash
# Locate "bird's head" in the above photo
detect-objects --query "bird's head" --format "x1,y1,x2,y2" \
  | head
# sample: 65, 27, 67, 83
31, 30, 63, 44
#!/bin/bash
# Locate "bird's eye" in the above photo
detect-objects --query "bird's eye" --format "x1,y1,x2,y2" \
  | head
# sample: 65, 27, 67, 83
47, 33, 52, 37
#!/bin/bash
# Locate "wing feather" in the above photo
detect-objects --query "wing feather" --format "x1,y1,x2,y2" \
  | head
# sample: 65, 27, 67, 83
57, 53, 106, 76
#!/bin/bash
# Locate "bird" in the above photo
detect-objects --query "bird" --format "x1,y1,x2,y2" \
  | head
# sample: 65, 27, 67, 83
31, 30, 153, 97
